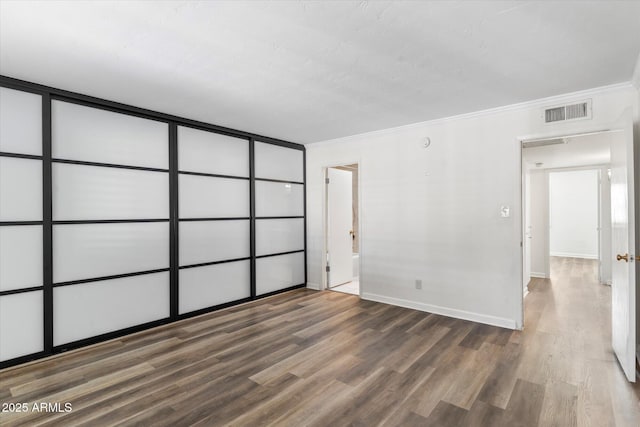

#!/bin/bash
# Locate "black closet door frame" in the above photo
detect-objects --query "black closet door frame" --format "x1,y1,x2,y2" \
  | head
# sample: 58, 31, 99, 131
0, 75, 307, 369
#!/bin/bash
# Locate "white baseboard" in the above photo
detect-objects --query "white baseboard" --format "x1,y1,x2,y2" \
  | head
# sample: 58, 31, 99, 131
306, 282, 322, 291
361, 292, 517, 330
523, 288, 530, 298
530, 272, 547, 279
549, 252, 598, 260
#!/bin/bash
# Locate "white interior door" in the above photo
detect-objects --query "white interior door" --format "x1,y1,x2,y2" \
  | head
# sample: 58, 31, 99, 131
327, 168, 352, 287
610, 109, 636, 382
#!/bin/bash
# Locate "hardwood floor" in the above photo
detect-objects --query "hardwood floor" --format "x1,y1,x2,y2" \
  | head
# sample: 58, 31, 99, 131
1, 256, 638, 426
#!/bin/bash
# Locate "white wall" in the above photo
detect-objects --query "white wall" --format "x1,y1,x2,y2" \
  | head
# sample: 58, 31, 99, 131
549, 170, 599, 259
306, 84, 638, 330
529, 171, 549, 278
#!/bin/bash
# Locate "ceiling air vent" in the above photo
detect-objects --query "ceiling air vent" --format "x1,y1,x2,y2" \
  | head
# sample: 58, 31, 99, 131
543, 99, 591, 124
545, 107, 565, 123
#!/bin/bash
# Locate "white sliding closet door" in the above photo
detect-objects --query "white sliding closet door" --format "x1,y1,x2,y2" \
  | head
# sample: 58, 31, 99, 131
254, 142, 305, 295
177, 126, 251, 314
51, 101, 169, 347
0, 87, 44, 362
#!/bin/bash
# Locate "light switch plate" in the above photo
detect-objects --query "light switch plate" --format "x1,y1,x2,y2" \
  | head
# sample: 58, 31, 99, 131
500, 206, 510, 218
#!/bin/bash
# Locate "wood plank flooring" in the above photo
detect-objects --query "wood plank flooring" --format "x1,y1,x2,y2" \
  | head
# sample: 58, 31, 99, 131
1, 257, 638, 426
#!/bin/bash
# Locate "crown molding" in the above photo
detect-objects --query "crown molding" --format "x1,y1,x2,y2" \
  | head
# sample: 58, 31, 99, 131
307, 81, 635, 148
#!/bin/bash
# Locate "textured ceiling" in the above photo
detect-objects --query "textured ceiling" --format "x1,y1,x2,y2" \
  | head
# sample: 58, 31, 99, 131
1, 1, 639, 144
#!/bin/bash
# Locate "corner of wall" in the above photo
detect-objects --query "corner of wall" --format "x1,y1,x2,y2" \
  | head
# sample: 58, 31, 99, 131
632, 53, 640, 91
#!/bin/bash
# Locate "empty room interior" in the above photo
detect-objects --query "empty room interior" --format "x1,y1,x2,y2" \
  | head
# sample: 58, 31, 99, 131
1, 1, 640, 426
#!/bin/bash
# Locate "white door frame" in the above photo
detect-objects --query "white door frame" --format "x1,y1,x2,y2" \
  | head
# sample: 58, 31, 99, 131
518, 126, 623, 331
321, 161, 362, 294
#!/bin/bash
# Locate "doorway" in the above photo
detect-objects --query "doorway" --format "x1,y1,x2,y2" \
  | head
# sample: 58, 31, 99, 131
325, 164, 360, 295
520, 122, 637, 382
522, 133, 612, 291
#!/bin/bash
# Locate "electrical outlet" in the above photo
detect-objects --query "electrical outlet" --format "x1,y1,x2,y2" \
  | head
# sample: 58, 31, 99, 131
415, 279, 422, 290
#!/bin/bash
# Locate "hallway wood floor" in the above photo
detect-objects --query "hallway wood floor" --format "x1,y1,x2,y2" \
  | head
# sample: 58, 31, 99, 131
1, 257, 638, 426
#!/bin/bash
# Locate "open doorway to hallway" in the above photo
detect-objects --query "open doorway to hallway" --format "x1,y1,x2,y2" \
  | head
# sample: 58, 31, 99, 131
325, 164, 360, 295
522, 133, 611, 291
520, 124, 637, 383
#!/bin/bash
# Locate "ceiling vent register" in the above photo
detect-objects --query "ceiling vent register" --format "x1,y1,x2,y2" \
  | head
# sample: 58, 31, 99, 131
544, 99, 592, 123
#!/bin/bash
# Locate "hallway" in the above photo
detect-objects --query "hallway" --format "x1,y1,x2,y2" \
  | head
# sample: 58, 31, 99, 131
524, 256, 639, 426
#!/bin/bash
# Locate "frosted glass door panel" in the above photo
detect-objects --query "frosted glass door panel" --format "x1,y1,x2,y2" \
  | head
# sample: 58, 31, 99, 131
254, 142, 303, 182
0, 226, 42, 291
52, 101, 168, 169
53, 164, 169, 220
179, 260, 250, 314
53, 222, 169, 283
0, 87, 42, 156
0, 291, 43, 361
0, 157, 42, 221
256, 181, 304, 217
256, 252, 305, 295
178, 126, 249, 177
53, 272, 169, 346
256, 218, 305, 256
179, 220, 249, 266
179, 175, 249, 218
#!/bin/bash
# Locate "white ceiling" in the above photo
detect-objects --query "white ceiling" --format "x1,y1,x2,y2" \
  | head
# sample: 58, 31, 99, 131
1, 1, 639, 144
522, 131, 614, 170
